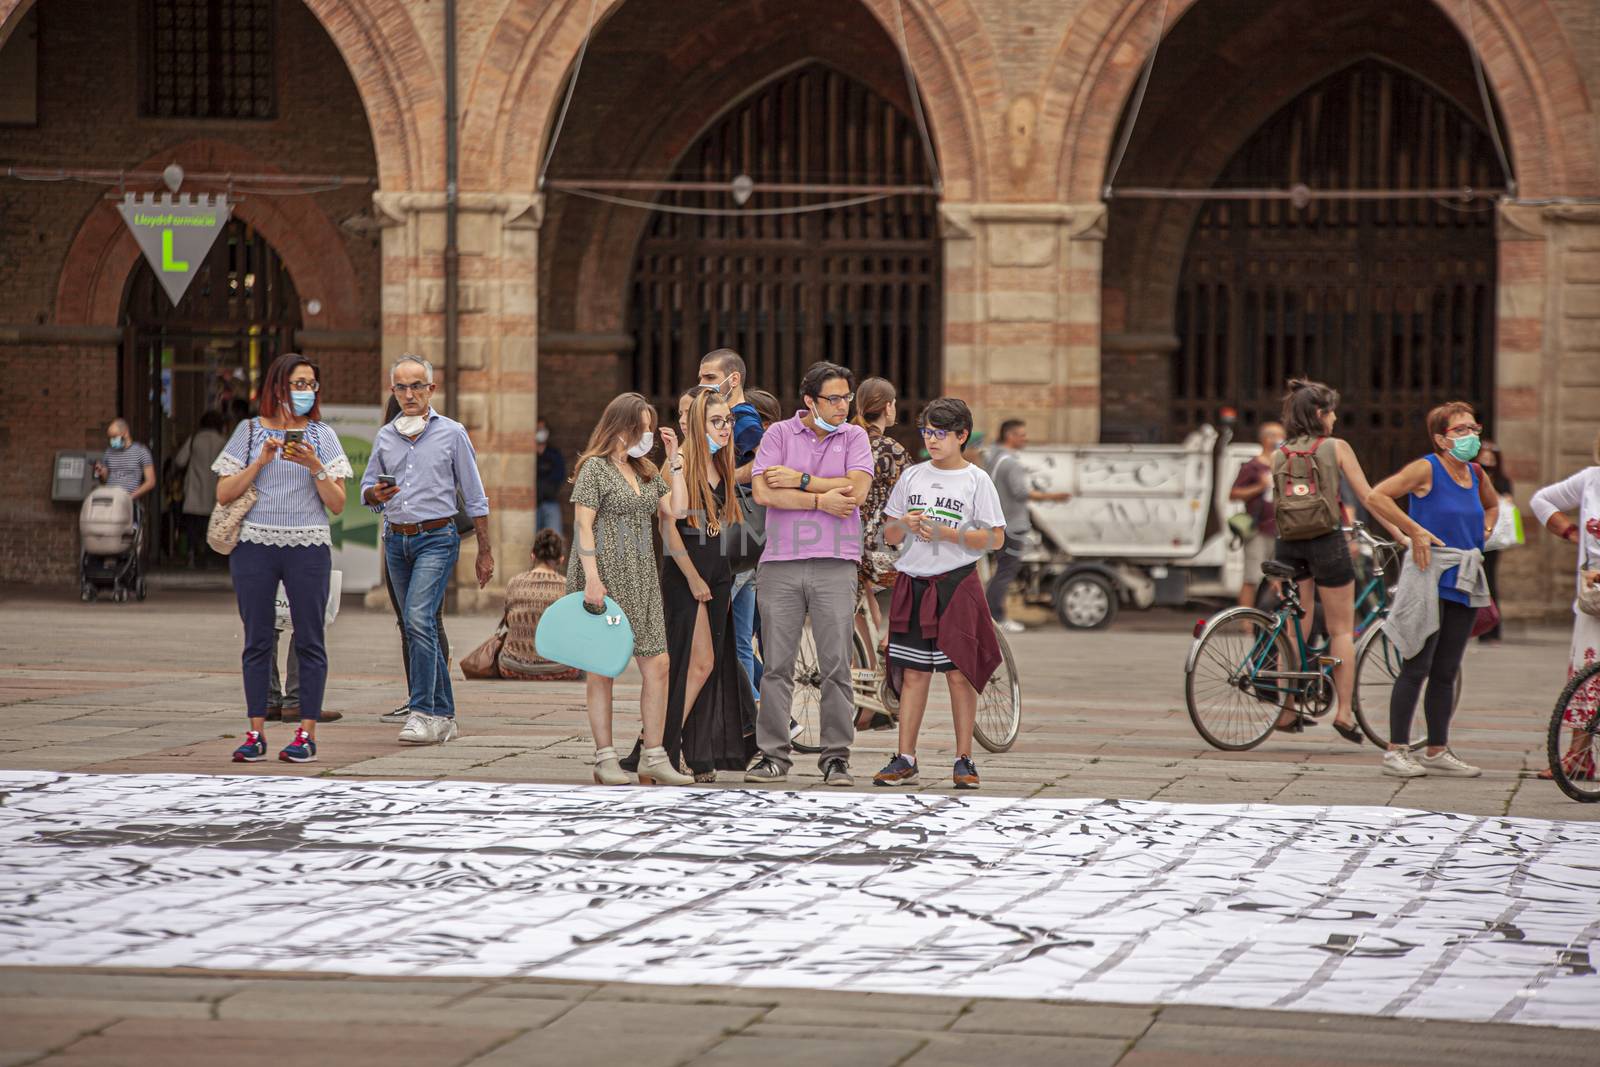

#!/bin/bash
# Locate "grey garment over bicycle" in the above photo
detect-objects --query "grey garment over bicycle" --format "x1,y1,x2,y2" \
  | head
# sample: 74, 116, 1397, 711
1382, 547, 1490, 660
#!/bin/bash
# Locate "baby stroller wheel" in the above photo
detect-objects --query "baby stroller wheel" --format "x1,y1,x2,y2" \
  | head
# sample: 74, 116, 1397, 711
135, 576, 147, 601
112, 588, 127, 603
80, 582, 96, 603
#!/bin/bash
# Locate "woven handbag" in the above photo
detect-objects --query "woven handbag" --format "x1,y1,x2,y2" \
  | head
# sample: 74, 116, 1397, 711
206, 420, 258, 556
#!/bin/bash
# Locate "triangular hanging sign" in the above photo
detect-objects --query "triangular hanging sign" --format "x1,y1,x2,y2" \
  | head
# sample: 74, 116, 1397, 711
117, 192, 232, 306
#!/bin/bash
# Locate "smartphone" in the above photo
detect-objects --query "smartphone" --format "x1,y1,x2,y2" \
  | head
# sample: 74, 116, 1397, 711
377, 474, 397, 488
283, 429, 305, 448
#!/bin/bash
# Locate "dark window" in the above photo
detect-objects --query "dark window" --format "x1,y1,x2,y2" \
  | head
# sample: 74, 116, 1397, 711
141, 0, 275, 119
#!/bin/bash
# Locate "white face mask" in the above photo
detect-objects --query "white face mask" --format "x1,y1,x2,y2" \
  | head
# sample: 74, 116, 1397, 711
394, 409, 431, 437
535, 428, 550, 445
626, 431, 654, 459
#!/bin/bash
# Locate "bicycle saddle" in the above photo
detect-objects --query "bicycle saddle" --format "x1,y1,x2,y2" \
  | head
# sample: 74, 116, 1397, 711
1261, 561, 1299, 581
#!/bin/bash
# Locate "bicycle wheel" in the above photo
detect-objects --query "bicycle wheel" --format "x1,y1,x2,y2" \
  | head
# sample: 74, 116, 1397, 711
1185, 607, 1293, 751
1352, 628, 1426, 751
789, 622, 870, 754
974, 627, 1022, 753
1547, 661, 1600, 803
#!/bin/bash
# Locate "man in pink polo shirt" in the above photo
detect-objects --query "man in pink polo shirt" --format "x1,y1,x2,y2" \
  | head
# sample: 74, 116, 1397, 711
745, 361, 874, 785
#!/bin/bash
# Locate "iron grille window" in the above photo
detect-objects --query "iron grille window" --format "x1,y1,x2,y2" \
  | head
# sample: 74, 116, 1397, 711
141, 0, 275, 119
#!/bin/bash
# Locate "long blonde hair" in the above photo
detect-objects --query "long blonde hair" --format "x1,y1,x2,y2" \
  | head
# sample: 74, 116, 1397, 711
683, 391, 741, 533
572, 393, 659, 484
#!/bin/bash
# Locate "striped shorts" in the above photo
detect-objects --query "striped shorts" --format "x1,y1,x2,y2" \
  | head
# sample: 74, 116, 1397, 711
887, 576, 955, 674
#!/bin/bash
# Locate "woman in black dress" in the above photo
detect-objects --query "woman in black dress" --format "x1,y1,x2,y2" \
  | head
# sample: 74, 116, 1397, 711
660, 390, 758, 780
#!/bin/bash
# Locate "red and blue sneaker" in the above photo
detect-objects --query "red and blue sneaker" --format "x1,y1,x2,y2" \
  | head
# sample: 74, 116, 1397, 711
231, 730, 267, 763
278, 728, 317, 764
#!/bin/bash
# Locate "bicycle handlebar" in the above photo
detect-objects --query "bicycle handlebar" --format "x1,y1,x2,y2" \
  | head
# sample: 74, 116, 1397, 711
1341, 521, 1393, 550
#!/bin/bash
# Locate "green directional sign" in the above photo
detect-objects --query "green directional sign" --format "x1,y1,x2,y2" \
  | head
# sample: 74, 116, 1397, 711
117, 193, 232, 306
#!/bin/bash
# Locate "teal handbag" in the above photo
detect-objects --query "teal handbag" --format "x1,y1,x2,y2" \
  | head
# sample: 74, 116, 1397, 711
534, 592, 635, 678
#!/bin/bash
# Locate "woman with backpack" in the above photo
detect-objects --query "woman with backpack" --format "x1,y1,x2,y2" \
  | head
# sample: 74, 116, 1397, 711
1363, 401, 1496, 778
1269, 379, 1384, 744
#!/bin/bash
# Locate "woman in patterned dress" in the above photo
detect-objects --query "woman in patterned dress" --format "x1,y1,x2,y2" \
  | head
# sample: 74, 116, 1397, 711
568, 393, 693, 786
1529, 429, 1600, 781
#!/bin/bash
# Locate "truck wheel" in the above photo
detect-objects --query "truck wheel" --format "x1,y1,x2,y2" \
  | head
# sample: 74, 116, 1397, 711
1055, 572, 1117, 630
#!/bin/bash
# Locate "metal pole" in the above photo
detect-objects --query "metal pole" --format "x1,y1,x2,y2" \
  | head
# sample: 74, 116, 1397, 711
443, 0, 460, 424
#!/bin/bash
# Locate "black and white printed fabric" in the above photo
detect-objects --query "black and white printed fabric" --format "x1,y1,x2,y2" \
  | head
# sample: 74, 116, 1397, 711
1, 771, 1595, 1029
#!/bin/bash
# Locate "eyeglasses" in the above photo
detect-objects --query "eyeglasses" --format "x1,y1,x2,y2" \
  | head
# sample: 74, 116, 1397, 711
1445, 423, 1484, 437
288, 379, 319, 392
706, 415, 732, 430
391, 382, 432, 395
920, 427, 953, 441
815, 392, 854, 406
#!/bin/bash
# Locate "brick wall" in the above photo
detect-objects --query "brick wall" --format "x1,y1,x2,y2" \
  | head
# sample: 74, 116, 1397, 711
0, 0, 379, 582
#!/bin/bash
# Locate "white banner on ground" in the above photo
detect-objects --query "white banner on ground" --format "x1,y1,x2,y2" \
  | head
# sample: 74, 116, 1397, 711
1, 772, 1595, 1030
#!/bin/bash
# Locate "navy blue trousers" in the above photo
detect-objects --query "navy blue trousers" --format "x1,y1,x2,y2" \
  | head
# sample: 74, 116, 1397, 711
231, 540, 331, 721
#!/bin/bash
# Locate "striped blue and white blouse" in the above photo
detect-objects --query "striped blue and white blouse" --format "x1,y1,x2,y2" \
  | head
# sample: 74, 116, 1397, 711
211, 419, 354, 547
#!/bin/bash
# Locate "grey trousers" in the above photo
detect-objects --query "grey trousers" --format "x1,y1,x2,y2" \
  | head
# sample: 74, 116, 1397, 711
756, 557, 858, 772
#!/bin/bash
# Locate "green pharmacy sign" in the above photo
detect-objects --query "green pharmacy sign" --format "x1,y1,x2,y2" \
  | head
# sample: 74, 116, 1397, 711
116, 193, 232, 306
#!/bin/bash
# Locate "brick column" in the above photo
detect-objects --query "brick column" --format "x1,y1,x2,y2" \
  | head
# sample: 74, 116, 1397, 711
939, 202, 1106, 444
372, 190, 543, 612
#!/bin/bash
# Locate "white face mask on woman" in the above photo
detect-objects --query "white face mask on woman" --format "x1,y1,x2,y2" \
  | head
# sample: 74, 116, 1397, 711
625, 431, 654, 459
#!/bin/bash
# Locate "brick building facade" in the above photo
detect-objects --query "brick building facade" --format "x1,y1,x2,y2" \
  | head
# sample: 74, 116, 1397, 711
1, 0, 1596, 621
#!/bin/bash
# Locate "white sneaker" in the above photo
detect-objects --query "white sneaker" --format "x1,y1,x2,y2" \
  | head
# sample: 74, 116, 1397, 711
1382, 748, 1426, 778
1418, 748, 1481, 778
998, 619, 1025, 635
398, 712, 458, 745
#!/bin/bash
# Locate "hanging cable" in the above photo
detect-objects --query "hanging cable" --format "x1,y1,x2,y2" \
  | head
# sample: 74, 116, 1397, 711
537, 0, 600, 192
1461, 0, 1517, 197
891, 0, 943, 194
1102, 0, 1169, 200
557, 185, 899, 216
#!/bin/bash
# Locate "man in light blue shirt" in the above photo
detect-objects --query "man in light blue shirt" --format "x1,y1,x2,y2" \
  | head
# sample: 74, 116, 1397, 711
361, 354, 494, 745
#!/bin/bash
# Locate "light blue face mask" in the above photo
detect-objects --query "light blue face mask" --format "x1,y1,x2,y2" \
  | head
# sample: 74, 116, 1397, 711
290, 391, 316, 416
706, 434, 723, 455
1448, 433, 1481, 462
109, 436, 126, 450
810, 402, 840, 434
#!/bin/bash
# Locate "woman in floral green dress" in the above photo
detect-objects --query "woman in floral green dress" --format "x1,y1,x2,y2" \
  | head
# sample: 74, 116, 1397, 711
568, 393, 692, 786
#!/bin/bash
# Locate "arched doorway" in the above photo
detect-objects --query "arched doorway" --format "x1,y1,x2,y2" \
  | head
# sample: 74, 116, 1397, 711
121, 218, 301, 563
627, 62, 941, 418
1170, 59, 1504, 474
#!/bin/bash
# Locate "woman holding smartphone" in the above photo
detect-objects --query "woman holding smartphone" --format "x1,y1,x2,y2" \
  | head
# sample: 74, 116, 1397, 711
568, 393, 693, 786
213, 353, 351, 765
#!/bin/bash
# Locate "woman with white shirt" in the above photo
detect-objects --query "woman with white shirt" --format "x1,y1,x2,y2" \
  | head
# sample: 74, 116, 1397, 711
1529, 430, 1600, 781
213, 353, 352, 766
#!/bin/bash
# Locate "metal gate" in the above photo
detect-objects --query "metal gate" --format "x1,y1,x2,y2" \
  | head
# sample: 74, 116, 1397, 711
1173, 60, 1504, 477
122, 218, 301, 563
628, 62, 941, 414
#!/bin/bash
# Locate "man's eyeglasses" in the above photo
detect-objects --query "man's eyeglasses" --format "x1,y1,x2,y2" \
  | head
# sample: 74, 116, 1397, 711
815, 392, 854, 406
1445, 423, 1484, 437
391, 382, 432, 395
706, 415, 732, 430
921, 427, 953, 441
288, 379, 320, 392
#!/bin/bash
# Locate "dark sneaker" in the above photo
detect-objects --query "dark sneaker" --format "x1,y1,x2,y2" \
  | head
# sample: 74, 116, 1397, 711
379, 705, 411, 724
743, 755, 787, 783
953, 755, 980, 790
232, 730, 267, 763
279, 728, 318, 764
874, 754, 918, 786
821, 758, 854, 787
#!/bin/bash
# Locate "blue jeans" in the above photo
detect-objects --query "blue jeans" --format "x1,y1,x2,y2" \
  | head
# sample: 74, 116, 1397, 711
731, 570, 761, 704
230, 541, 330, 721
384, 525, 461, 718
536, 500, 563, 538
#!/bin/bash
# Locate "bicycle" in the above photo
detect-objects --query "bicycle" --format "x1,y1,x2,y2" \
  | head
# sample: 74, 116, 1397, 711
1186, 557, 1341, 750
785, 590, 1023, 755
1546, 660, 1600, 802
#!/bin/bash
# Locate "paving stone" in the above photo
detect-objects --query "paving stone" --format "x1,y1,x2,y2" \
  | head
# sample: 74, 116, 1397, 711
692, 1033, 926, 1067
467, 1026, 720, 1067
0, 1014, 117, 1064
904, 1031, 1128, 1067
950, 1000, 1155, 1039
0, 970, 236, 1001
0, 997, 214, 1020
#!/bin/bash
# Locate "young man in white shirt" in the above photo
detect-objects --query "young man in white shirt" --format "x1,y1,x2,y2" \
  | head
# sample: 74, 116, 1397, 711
876, 398, 1007, 790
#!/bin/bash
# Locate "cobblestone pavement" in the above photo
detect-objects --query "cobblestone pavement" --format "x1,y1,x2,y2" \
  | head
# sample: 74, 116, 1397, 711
1, 587, 1594, 1065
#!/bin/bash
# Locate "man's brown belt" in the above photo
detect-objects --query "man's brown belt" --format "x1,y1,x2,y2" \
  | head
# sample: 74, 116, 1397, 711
387, 517, 455, 536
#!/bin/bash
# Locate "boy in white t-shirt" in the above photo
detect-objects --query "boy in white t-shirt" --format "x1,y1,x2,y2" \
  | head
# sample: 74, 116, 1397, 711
875, 398, 1007, 789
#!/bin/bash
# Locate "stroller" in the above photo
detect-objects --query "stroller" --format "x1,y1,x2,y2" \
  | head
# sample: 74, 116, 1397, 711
79, 487, 145, 602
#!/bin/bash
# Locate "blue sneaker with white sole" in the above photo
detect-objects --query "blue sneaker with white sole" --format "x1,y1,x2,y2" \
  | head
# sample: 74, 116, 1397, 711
231, 730, 267, 763
278, 728, 317, 764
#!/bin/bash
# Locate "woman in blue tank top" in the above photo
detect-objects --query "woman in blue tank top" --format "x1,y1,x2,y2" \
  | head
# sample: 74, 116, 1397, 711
1366, 402, 1499, 780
